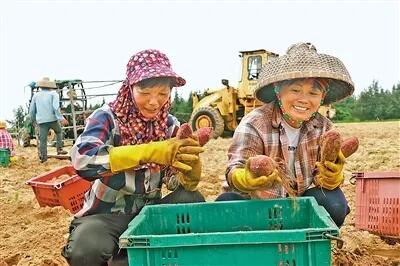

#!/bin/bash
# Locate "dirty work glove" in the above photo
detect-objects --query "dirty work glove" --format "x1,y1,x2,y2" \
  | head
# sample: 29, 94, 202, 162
177, 158, 202, 191
315, 151, 346, 190
176, 134, 202, 191
109, 138, 204, 173
230, 165, 281, 193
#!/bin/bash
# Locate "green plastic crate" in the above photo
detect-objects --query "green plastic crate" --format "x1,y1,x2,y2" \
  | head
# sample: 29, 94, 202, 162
120, 197, 339, 266
0, 148, 10, 167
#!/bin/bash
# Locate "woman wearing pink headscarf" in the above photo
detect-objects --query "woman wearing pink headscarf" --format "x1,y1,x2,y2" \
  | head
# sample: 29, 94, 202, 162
62, 49, 204, 266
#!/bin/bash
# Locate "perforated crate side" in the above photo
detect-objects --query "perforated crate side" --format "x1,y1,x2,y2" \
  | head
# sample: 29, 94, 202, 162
120, 198, 339, 266
26, 165, 91, 213
354, 171, 400, 237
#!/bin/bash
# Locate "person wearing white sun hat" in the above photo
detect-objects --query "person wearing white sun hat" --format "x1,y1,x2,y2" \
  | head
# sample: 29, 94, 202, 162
29, 77, 69, 162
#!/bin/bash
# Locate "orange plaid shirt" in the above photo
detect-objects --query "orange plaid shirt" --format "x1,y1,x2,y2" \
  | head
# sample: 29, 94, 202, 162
226, 102, 332, 197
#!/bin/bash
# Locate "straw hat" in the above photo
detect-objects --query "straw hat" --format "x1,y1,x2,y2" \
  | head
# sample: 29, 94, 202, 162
255, 42, 354, 105
0, 120, 6, 129
36, 77, 57, 89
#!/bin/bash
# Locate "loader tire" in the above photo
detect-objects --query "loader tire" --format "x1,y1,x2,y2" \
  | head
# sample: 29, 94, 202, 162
18, 128, 31, 147
189, 106, 225, 139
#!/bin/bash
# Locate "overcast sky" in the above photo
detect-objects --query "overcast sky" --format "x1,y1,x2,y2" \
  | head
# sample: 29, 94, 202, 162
0, 1, 399, 121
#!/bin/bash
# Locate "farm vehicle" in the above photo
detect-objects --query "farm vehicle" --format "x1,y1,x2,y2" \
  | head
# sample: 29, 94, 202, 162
18, 79, 119, 147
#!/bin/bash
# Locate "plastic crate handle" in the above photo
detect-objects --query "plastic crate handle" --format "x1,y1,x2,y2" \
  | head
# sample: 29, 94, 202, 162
350, 173, 366, 192
324, 233, 344, 249
349, 175, 356, 185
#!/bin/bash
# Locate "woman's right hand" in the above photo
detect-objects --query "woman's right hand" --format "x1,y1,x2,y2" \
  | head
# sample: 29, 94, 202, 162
165, 137, 205, 171
60, 118, 69, 126
108, 137, 204, 173
230, 156, 282, 193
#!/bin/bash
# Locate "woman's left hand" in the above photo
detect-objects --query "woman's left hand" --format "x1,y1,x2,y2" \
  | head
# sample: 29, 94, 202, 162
177, 158, 202, 191
315, 151, 346, 190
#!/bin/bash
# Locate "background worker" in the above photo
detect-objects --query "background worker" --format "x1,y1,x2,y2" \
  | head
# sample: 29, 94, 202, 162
29, 77, 68, 162
0, 120, 16, 161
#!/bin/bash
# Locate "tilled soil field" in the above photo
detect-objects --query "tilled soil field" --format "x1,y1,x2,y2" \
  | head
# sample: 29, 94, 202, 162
0, 121, 399, 265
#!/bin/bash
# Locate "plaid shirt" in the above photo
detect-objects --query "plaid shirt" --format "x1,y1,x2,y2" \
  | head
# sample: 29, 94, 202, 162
227, 102, 332, 198
71, 105, 179, 217
0, 129, 15, 156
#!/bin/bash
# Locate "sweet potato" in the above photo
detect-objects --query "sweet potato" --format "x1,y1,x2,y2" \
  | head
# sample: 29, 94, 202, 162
248, 156, 298, 199
247, 155, 276, 177
319, 130, 342, 162
176, 123, 193, 139
341, 136, 359, 158
176, 123, 212, 147
197, 127, 213, 146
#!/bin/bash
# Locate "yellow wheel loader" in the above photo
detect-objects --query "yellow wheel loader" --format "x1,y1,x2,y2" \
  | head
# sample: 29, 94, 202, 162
189, 49, 335, 138
189, 49, 276, 138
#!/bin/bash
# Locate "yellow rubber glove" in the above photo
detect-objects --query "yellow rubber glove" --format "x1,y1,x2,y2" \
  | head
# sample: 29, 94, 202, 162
176, 134, 202, 191
315, 151, 346, 190
177, 159, 202, 191
109, 138, 204, 173
230, 167, 281, 193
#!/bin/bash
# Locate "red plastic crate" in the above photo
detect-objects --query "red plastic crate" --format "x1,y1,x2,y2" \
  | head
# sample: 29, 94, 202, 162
26, 165, 92, 214
353, 171, 400, 237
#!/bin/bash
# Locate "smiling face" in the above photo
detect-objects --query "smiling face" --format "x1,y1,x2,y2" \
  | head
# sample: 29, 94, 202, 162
132, 84, 171, 119
278, 79, 325, 128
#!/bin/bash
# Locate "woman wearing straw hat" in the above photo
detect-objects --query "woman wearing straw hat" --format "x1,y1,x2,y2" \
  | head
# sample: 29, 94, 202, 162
62, 49, 205, 266
217, 42, 354, 227
29, 77, 69, 162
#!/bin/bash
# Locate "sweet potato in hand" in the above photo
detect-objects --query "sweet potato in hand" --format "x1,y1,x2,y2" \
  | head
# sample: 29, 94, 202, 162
319, 130, 342, 162
248, 156, 297, 198
341, 136, 359, 158
196, 127, 213, 146
247, 155, 276, 177
176, 123, 193, 139
176, 123, 212, 147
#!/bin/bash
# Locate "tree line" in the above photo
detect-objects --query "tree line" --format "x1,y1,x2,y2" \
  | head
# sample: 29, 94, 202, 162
170, 89, 193, 123
8, 80, 400, 132
171, 80, 400, 123
332, 81, 400, 122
